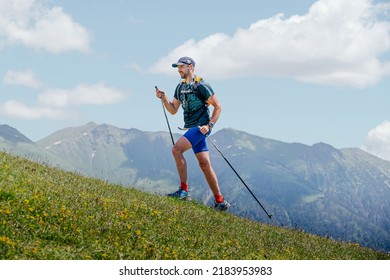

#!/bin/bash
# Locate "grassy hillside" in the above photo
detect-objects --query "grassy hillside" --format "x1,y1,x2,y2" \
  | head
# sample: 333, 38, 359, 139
0, 152, 388, 260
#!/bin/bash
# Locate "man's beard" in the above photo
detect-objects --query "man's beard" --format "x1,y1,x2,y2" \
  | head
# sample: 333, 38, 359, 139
179, 69, 189, 79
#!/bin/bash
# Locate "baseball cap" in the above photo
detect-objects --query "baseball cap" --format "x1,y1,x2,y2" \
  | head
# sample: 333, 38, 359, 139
172, 57, 196, 68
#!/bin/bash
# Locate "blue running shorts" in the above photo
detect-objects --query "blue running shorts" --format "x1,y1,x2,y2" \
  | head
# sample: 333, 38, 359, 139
183, 127, 210, 154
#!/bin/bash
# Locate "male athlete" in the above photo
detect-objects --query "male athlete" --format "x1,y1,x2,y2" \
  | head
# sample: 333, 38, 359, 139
155, 56, 230, 211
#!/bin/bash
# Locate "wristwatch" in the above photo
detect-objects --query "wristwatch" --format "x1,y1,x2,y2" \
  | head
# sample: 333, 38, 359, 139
208, 122, 215, 128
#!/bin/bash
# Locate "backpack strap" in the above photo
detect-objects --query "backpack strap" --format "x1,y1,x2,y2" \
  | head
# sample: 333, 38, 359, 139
193, 76, 211, 107
193, 76, 202, 90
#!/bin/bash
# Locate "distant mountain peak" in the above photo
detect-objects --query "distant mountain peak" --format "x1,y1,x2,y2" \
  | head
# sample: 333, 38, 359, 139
0, 124, 34, 144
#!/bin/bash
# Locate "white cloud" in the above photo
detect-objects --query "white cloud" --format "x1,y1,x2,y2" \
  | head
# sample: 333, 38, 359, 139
362, 120, 390, 161
0, 0, 91, 53
150, 0, 390, 88
38, 82, 126, 107
0, 100, 70, 120
0, 82, 127, 120
3, 69, 43, 88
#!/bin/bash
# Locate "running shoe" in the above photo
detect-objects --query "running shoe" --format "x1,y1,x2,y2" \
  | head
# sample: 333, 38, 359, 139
167, 188, 191, 200
214, 200, 231, 211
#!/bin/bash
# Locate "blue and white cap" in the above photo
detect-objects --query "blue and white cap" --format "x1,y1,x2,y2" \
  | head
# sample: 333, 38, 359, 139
172, 57, 196, 68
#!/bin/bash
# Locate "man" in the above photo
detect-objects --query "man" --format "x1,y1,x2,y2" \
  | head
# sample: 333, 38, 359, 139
155, 56, 230, 211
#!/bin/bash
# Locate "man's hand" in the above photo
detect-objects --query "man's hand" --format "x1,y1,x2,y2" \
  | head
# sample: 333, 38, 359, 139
155, 86, 165, 99
199, 125, 210, 135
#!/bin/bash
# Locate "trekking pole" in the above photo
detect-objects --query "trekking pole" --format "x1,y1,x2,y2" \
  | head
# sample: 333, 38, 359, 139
205, 133, 272, 219
156, 86, 175, 146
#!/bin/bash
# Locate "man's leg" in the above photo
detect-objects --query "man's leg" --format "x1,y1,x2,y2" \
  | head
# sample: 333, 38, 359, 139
172, 136, 192, 185
179, 129, 230, 210
195, 151, 222, 197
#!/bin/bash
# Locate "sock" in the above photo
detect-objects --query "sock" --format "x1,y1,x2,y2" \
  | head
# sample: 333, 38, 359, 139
180, 182, 188, 192
214, 194, 224, 204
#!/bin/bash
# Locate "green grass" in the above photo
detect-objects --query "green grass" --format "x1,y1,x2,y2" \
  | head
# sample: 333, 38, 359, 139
0, 151, 389, 260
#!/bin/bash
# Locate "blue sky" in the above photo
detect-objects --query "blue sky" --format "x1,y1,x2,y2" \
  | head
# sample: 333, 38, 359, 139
0, 0, 389, 161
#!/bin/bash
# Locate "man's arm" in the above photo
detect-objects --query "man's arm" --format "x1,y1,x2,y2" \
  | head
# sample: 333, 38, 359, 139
155, 88, 181, 115
207, 94, 222, 125
199, 94, 222, 135
162, 95, 181, 115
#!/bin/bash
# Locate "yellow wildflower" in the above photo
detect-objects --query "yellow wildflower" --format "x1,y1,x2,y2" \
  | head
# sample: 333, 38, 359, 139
0, 236, 14, 247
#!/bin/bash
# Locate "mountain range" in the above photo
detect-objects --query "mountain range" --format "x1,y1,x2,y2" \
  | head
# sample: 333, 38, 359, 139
1, 122, 389, 252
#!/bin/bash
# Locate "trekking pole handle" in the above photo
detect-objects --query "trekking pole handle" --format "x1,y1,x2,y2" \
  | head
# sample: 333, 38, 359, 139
155, 86, 165, 98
